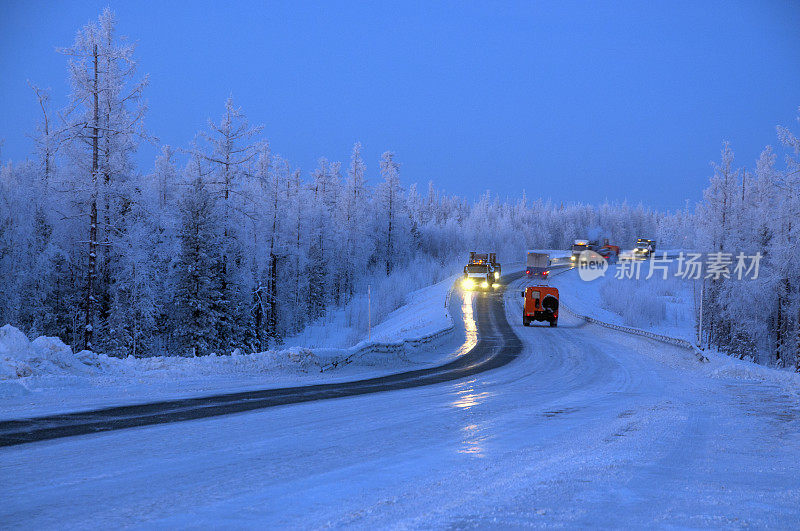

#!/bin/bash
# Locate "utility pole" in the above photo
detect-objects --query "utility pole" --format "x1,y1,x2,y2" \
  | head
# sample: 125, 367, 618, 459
698, 279, 704, 349
368, 284, 372, 341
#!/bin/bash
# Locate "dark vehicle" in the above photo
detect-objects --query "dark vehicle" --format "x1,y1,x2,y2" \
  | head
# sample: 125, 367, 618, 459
598, 247, 614, 262
600, 239, 620, 263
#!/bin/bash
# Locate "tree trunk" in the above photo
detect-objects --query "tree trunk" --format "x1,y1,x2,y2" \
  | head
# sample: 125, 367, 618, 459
83, 44, 100, 351
268, 253, 277, 341
386, 189, 393, 275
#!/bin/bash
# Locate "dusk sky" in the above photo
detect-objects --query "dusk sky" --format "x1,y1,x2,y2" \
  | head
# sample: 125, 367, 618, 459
2, 0, 799, 210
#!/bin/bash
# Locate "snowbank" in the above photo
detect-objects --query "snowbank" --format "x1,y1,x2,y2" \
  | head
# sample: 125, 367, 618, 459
283, 259, 462, 349
0, 323, 334, 401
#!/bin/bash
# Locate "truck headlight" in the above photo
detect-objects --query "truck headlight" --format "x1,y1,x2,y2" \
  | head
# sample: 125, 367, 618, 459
462, 278, 474, 289
494, 272, 500, 280
481, 281, 489, 288
570, 256, 576, 261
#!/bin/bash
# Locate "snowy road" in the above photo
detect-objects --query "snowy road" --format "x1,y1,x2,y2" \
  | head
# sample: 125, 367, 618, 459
2, 275, 800, 527
0, 274, 519, 446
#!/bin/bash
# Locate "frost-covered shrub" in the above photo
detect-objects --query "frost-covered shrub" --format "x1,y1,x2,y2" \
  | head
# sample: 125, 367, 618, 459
599, 278, 667, 328
284, 256, 460, 349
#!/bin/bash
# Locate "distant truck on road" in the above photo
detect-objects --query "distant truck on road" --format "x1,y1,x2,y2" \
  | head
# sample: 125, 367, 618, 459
521, 286, 559, 327
599, 239, 620, 263
633, 238, 657, 259
570, 240, 589, 263
526, 251, 550, 279
462, 251, 500, 290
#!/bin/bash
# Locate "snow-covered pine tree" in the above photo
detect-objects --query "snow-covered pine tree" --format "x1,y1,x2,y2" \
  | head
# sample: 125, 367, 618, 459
696, 142, 740, 350
338, 142, 372, 300
196, 97, 262, 352
287, 167, 310, 334
376, 151, 405, 275
306, 158, 340, 320
174, 171, 224, 356
774, 111, 800, 369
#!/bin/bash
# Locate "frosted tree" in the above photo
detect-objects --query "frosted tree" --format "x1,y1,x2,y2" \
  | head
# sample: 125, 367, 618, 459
286, 167, 310, 333
247, 143, 288, 349
58, 8, 147, 351
106, 187, 161, 357
8, 84, 61, 335
174, 173, 224, 356
104, 146, 181, 357
195, 97, 263, 351
153, 145, 178, 208
698, 142, 738, 253
376, 151, 405, 275
306, 158, 341, 319
773, 111, 800, 368
336, 142, 371, 300
695, 143, 740, 348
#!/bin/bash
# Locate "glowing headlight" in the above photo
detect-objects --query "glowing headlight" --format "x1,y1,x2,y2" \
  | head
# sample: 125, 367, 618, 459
494, 272, 500, 280
481, 281, 489, 288
570, 256, 576, 261
462, 278, 474, 289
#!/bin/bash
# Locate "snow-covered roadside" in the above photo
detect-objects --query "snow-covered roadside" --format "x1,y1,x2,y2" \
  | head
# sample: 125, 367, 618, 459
545, 258, 800, 396
548, 258, 696, 343
0, 274, 468, 419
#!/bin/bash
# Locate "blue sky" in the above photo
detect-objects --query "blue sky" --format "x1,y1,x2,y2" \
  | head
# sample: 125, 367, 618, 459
1, 0, 799, 210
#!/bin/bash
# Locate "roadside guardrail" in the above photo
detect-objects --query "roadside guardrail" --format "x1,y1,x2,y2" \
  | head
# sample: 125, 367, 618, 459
559, 302, 709, 363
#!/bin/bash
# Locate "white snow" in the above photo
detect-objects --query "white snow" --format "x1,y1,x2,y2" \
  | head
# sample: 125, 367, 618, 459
353, 274, 456, 343
544, 256, 800, 395
2, 273, 799, 527
548, 256, 698, 343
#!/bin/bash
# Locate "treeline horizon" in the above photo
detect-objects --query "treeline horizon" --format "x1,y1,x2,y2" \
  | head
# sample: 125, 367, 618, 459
0, 9, 671, 358
4, 9, 797, 372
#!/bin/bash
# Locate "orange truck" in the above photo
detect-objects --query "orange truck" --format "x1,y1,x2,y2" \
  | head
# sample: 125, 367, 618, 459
521, 286, 559, 327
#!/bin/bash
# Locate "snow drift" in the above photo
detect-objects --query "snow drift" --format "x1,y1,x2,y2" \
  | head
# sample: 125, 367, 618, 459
0, 323, 327, 383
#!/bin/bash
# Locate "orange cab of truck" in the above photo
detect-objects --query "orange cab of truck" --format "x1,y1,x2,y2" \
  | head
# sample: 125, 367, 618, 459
521, 286, 559, 327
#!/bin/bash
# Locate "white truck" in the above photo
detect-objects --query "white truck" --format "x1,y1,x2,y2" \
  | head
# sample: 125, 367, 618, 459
526, 252, 550, 279
462, 251, 499, 290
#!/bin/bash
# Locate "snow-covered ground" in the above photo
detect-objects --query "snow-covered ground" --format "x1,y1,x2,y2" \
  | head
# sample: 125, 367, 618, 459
548, 258, 697, 343
0, 274, 469, 419
545, 256, 800, 394
3, 274, 799, 528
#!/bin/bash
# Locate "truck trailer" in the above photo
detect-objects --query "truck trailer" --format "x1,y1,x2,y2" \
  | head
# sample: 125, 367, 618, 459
526, 251, 550, 279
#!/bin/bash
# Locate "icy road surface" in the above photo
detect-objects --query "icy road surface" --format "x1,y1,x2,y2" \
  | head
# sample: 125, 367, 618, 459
2, 278, 799, 527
